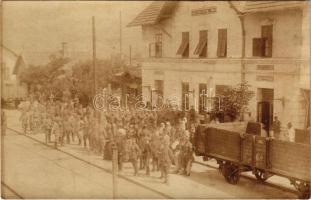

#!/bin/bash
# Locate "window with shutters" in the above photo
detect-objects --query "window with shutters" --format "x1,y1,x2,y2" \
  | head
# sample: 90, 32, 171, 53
149, 34, 163, 58
176, 32, 189, 58
154, 80, 164, 106
149, 43, 156, 57
182, 82, 190, 111
194, 30, 208, 58
199, 83, 207, 114
217, 29, 227, 58
261, 25, 273, 57
252, 38, 265, 57
155, 34, 162, 58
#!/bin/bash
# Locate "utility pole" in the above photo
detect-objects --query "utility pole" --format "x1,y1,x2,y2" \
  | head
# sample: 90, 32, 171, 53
112, 141, 118, 199
119, 10, 122, 60
129, 45, 132, 66
92, 16, 97, 96
61, 42, 67, 57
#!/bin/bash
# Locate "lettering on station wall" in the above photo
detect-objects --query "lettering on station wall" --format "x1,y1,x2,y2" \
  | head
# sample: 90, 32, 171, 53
257, 65, 274, 70
256, 75, 274, 82
191, 7, 217, 16
154, 70, 164, 75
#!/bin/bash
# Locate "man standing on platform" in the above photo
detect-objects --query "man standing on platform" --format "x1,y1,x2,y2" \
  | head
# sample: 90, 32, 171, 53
158, 136, 174, 184
272, 116, 281, 139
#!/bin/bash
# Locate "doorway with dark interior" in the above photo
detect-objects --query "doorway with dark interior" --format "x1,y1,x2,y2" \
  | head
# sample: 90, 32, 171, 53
257, 88, 274, 134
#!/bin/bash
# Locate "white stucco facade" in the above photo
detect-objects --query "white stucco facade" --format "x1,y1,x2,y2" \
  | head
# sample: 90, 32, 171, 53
133, 1, 310, 129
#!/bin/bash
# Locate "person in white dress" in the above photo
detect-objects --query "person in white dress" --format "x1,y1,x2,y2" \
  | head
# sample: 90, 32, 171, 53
287, 122, 295, 142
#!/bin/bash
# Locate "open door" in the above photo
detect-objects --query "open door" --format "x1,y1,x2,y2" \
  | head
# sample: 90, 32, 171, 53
257, 101, 273, 134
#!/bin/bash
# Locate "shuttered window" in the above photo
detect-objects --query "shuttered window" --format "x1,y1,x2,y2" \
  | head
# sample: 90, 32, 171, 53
149, 43, 156, 57
217, 29, 227, 57
199, 83, 207, 114
252, 38, 265, 57
261, 25, 273, 57
154, 80, 164, 106
149, 34, 163, 58
176, 32, 189, 58
182, 82, 190, 110
194, 30, 208, 58
155, 34, 162, 58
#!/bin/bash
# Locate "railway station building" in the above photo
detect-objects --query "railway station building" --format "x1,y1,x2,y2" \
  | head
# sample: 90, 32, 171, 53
2, 46, 28, 102
128, 1, 310, 130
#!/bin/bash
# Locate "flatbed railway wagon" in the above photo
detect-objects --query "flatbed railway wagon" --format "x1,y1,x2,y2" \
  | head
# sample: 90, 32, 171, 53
194, 123, 310, 198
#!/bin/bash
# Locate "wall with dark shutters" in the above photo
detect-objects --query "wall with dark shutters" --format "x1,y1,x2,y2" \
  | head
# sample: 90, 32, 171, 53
141, 1, 242, 59
244, 8, 303, 58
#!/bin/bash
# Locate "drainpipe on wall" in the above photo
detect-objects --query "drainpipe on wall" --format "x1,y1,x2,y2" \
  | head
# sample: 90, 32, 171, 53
228, 1, 247, 121
228, 1, 246, 84
239, 15, 246, 84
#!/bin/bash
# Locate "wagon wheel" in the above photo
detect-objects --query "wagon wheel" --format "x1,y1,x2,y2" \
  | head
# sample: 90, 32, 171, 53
299, 187, 310, 199
224, 162, 240, 185
254, 169, 269, 182
291, 180, 310, 199
217, 160, 226, 176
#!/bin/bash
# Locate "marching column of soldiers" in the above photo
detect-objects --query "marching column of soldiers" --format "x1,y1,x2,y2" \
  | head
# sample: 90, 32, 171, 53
19, 94, 197, 184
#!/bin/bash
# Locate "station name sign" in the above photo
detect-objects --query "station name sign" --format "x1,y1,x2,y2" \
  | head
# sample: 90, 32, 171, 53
191, 7, 217, 16
256, 75, 274, 82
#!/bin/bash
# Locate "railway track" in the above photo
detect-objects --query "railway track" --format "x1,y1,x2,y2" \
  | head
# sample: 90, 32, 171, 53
1, 181, 24, 199
5, 127, 298, 198
193, 160, 298, 195
6, 127, 173, 199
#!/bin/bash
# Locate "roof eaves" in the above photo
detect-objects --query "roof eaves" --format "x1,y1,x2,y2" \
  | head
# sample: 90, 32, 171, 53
243, 1, 306, 14
127, 1, 176, 27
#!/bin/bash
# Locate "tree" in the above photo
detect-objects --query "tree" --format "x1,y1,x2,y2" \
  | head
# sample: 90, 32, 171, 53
71, 59, 114, 97
19, 56, 70, 96
19, 54, 141, 106
71, 58, 141, 103
214, 82, 255, 121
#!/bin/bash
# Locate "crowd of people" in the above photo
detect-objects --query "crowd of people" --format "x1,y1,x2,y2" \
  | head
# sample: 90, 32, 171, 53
18, 94, 197, 184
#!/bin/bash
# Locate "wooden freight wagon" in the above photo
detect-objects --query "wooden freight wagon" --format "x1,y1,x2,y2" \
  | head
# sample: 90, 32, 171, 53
194, 124, 311, 198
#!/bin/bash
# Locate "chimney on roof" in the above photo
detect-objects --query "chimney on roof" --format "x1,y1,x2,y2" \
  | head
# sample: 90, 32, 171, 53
61, 42, 68, 58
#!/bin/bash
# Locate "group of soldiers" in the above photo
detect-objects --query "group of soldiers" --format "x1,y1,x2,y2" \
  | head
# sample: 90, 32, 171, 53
19, 94, 197, 184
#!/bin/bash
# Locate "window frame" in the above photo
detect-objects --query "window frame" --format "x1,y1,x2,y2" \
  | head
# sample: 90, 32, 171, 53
182, 82, 190, 111
194, 30, 208, 58
155, 33, 162, 58
261, 25, 273, 57
176, 32, 190, 58
217, 29, 227, 58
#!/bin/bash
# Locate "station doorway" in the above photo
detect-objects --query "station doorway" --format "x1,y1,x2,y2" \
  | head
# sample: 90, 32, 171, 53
257, 88, 274, 133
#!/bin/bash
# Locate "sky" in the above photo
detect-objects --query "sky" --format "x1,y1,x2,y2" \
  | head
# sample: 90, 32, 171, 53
3, 1, 150, 65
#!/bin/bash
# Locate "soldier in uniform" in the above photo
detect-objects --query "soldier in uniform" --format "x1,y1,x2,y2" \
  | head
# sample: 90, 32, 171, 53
116, 128, 126, 171
151, 129, 161, 171
68, 112, 75, 143
98, 113, 107, 159
164, 122, 172, 138
77, 115, 85, 146
158, 136, 174, 184
72, 113, 82, 145
42, 113, 52, 143
180, 131, 194, 176
88, 113, 96, 152
82, 111, 89, 148
139, 126, 152, 175
125, 133, 140, 176
51, 116, 62, 148
189, 123, 196, 145
63, 114, 71, 144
